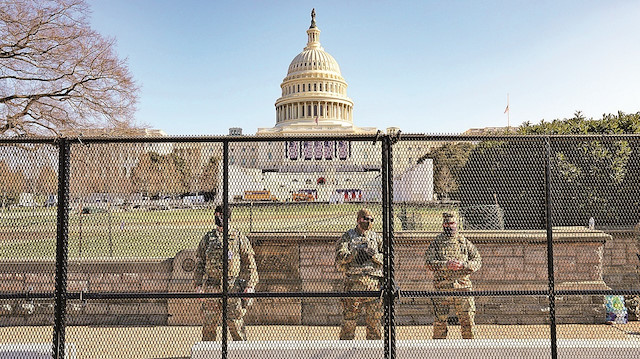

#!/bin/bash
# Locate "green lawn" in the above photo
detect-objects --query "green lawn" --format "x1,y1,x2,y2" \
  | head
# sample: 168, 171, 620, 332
0, 203, 456, 259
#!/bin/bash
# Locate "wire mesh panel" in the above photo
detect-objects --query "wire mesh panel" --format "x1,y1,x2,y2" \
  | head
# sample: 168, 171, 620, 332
393, 137, 550, 357
219, 138, 385, 348
549, 136, 640, 290
67, 141, 222, 259
0, 143, 58, 337
221, 297, 384, 359
63, 298, 199, 359
62, 140, 222, 356
549, 136, 640, 356
554, 298, 640, 358
2, 135, 640, 359
225, 139, 382, 232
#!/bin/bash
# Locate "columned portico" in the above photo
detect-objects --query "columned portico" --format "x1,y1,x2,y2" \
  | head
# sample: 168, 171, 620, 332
258, 9, 374, 136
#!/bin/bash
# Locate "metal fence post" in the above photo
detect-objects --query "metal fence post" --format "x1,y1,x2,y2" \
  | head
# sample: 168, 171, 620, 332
387, 136, 396, 359
222, 140, 229, 359
382, 136, 390, 359
382, 135, 396, 359
53, 138, 71, 359
544, 136, 558, 359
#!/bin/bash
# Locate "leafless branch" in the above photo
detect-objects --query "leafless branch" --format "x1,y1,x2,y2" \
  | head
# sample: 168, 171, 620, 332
1, 0, 139, 136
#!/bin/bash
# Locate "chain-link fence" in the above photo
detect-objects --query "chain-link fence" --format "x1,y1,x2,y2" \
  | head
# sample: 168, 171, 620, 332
1, 134, 639, 359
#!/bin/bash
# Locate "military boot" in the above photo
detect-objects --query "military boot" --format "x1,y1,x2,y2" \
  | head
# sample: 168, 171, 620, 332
432, 320, 448, 339
228, 319, 247, 341
365, 324, 381, 340
202, 326, 217, 341
339, 320, 357, 340
459, 313, 476, 339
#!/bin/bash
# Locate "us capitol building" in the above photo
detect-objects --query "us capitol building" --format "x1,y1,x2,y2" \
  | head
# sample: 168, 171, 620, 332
211, 10, 434, 203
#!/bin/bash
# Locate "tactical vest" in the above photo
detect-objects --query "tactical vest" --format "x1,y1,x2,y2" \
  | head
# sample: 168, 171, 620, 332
204, 230, 242, 283
431, 234, 473, 289
343, 228, 383, 277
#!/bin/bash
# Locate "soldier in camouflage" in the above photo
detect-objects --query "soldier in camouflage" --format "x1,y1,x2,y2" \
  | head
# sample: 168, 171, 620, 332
193, 205, 259, 341
335, 208, 384, 340
425, 212, 481, 339
630, 222, 640, 320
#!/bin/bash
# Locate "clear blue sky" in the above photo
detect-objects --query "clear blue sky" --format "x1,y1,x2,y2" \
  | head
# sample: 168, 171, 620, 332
87, 0, 640, 135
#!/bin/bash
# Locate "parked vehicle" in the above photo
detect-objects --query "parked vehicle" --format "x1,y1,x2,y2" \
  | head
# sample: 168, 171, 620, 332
292, 192, 315, 202
243, 190, 278, 202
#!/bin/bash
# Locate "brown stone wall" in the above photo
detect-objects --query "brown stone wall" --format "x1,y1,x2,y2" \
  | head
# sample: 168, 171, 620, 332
0, 259, 171, 326
393, 230, 608, 325
0, 228, 613, 326
601, 228, 640, 291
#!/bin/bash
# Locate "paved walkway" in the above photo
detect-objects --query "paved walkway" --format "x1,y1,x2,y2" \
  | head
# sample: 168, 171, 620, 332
2, 323, 639, 359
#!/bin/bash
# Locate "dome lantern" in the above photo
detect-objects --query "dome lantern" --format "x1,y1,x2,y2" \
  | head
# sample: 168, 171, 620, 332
306, 8, 321, 50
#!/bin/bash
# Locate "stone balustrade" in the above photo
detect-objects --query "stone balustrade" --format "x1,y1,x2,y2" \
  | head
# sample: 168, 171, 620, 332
0, 228, 617, 326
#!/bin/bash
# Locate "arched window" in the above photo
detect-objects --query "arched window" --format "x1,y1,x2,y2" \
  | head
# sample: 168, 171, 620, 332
314, 83, 317, 91
319, 83, 323, 91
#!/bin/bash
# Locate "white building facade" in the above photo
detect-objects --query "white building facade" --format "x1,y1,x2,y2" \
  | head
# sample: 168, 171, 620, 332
217, 10, 433, 204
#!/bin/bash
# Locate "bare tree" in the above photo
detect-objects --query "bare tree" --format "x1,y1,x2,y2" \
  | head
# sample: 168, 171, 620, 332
0, 0, 138, 136
0, 160, 25, 207
34, 164, 57, 195
131, 152, 183, 198
200, 156, 220, 197
174, 145, 202, 194
68, 141, 137, 198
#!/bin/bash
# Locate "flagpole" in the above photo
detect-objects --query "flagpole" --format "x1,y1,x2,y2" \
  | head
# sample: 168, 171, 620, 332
507, 93, 510, 128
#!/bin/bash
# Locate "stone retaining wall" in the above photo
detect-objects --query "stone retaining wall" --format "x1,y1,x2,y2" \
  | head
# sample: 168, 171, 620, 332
0, 259, 171, 326
601, 228, 640, 291
0, 228, 615, 326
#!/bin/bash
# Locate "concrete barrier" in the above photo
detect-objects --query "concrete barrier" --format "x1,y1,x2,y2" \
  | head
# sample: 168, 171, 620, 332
0, 343, 76, 359
191, 339, 640, 359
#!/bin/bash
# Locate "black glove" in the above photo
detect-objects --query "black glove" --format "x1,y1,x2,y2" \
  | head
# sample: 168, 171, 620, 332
364, 247, 377, 258
354, 247, 376, 264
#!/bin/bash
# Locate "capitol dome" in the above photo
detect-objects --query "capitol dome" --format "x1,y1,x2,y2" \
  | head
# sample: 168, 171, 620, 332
286, 45, 342, 75
260, 9, 369, 134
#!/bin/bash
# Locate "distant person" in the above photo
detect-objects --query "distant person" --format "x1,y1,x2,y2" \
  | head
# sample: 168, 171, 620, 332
335, 208, 384, 340
193, 205, 258, 341
425, 212, 481, 339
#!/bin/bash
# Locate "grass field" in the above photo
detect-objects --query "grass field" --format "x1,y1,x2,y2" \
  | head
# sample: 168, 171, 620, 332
0, 202, 456, 259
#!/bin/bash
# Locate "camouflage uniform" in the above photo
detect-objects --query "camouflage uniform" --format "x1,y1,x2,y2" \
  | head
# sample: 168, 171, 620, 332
193, 228, 258, 341
335, 227, 384, 340
425, 229, 481, 339
630, 222, 640, 320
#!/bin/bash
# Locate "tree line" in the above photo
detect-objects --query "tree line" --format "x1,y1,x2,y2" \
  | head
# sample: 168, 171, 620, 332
420, 111, 640, 229
0, 145, 220, 206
